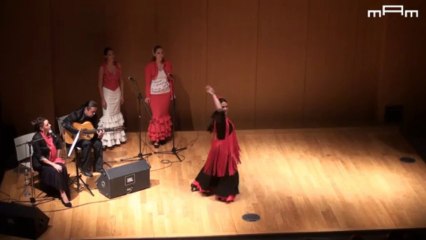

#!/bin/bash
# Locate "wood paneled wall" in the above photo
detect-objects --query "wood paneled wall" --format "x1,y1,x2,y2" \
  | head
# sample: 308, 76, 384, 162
1, 0, 425, 135
377, 0, 426, 135
0, 0, 55, 133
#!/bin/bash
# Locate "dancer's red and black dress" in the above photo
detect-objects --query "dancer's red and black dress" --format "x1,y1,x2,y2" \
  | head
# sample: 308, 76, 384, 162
191, 111, 241, 202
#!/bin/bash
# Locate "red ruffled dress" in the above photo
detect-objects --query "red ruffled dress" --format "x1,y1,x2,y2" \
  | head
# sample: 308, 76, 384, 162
145, 61, 173, 142
192, 111, 241, 202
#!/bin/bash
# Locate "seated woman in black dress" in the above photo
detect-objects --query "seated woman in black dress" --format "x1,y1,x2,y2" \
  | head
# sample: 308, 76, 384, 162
191, 85, 241, 203
31, 117, 72, 208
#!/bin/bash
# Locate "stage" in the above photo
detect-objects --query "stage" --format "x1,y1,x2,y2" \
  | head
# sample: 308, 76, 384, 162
1, 127, 426, 239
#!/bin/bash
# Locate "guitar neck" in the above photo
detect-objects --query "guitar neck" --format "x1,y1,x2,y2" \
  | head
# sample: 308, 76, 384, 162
81, 129, 97, 134
82, 127, 121, 133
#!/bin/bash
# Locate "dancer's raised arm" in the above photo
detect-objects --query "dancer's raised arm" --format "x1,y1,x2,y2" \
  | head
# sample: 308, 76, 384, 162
205, 85, 222, 111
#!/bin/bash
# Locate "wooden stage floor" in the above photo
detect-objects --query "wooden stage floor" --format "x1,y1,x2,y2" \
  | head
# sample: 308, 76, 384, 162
1, 127, 426, 239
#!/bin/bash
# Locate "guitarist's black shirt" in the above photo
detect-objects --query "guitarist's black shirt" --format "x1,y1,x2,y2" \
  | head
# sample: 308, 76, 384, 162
63, 107, 99, 136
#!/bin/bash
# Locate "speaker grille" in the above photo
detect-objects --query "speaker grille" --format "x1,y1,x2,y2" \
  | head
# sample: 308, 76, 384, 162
97, 160, 151, 199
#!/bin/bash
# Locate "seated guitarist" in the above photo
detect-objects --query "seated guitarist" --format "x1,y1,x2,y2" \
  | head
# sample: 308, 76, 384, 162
63, 100, 105, 177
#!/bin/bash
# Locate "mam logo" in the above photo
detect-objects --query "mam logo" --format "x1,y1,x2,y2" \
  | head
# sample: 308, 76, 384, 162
368, 5, 419, 18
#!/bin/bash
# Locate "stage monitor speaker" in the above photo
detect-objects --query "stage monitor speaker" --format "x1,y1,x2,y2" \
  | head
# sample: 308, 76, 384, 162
97, 160, 150, 199
0, 202, 49, 239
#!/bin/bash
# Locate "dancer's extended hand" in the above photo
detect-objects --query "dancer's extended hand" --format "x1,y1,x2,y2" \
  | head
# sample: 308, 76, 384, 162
205, 85, 215, 95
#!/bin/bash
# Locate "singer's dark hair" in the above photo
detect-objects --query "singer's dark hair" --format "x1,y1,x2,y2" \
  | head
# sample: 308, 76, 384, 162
103, 47, 112, 56
207, 98, 228, 133
103, 47, 119, 66
31, 117, 47, 132
151, 45, 165, 62
84, 100, 98, 109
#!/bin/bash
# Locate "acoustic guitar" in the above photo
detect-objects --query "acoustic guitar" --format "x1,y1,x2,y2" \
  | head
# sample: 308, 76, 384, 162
63, 121, 124, 144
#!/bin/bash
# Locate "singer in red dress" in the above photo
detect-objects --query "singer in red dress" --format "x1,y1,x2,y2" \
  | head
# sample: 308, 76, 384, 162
31, 117, 72, 207
191, 85, 241, 203
144, 45, 173, 148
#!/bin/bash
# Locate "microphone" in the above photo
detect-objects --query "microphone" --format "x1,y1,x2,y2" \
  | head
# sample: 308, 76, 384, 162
48, 130, 57, 138
128, 76, 135, 81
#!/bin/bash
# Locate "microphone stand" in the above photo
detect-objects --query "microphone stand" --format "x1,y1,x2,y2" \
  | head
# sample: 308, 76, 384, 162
121, 76, 153, 162
27, 141, 37, 205
153, 74, 187, 162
